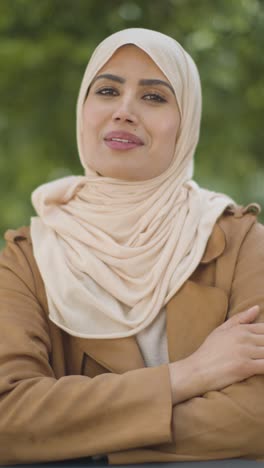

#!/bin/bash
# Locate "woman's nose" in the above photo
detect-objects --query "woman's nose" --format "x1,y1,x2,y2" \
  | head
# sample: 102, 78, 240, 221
112, 98, 138, 124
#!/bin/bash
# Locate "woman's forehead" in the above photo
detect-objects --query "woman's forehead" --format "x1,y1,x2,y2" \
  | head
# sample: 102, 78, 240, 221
94, 44, 172, 84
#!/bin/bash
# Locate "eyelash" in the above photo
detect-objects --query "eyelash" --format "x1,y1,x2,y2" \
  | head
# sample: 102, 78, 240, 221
95, 87, 167, 103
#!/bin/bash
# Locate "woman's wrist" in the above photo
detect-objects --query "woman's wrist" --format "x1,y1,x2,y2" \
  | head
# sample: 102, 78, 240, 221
168, 357, 204, 405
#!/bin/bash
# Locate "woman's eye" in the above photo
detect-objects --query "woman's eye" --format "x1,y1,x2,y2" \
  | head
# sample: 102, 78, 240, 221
143, 93, 167, 103
95, 87, 118, 96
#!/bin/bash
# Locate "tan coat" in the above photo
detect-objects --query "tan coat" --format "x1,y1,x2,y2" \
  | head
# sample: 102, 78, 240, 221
0, 205, 264, 465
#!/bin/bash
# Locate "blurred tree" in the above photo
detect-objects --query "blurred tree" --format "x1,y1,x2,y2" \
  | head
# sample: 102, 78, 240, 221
0, 0, 263, 247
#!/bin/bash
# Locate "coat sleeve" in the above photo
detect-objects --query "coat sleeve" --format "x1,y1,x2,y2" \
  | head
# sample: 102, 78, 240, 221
0, 235, 173, 465
109, 220, 264, 464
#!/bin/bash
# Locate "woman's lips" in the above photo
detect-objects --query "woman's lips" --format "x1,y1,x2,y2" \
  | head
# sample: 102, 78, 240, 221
104, 131, 144, 151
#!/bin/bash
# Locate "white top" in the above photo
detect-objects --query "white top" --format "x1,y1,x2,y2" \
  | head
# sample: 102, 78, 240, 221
136, 307, 169, 367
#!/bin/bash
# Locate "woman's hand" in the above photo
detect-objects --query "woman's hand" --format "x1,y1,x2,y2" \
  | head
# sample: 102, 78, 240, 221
169, 305, 264, 405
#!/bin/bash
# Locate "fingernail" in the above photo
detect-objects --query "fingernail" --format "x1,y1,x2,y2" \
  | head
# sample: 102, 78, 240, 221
247, 305, 260, 313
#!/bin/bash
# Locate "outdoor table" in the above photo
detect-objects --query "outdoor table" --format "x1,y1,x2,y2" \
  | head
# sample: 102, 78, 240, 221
7, 458, 264, 468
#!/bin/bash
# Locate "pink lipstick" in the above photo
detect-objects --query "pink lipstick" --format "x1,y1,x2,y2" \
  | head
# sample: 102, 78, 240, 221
104, 131, 144, 150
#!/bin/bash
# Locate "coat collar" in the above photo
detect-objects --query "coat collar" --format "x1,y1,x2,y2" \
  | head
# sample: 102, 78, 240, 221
75, 222, 227, 373
200, 223, 226, 264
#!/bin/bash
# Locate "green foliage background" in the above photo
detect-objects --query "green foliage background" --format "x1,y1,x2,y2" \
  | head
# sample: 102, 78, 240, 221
0, 0, 263, 246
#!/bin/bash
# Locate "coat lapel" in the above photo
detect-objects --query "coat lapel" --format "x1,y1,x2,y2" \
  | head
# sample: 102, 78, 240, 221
166, 280, 228, 362
75, 335, 145, 374
166, 223, 228, 362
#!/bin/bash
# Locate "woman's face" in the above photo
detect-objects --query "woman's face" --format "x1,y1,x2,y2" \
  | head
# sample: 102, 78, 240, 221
82, 45, 181, 180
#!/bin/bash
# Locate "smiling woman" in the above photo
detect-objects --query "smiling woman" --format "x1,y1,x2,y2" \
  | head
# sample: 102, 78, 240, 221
82, 45, 180, 180
0, 28, 264, 466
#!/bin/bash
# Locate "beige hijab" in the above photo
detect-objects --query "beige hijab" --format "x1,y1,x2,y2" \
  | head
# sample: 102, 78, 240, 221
31, 28, 232, 339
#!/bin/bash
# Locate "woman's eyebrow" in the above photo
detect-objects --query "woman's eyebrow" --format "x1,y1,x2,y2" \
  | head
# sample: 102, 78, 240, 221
90, 74, 175, 95
90, 73, 125, 86
138, 79, 175, 95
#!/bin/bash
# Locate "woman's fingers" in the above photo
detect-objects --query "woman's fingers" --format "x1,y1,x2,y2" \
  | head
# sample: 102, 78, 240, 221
249, 345, 264, 360
176, 304, 264, 396
233, 305, 260, 324
250, 334, 264, 349
247, 322, 264, 334
220, 305, 260, 330
251, 359, 264, 375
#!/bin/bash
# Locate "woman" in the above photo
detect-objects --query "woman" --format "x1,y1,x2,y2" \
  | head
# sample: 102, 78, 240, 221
0, 28, 264, 465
